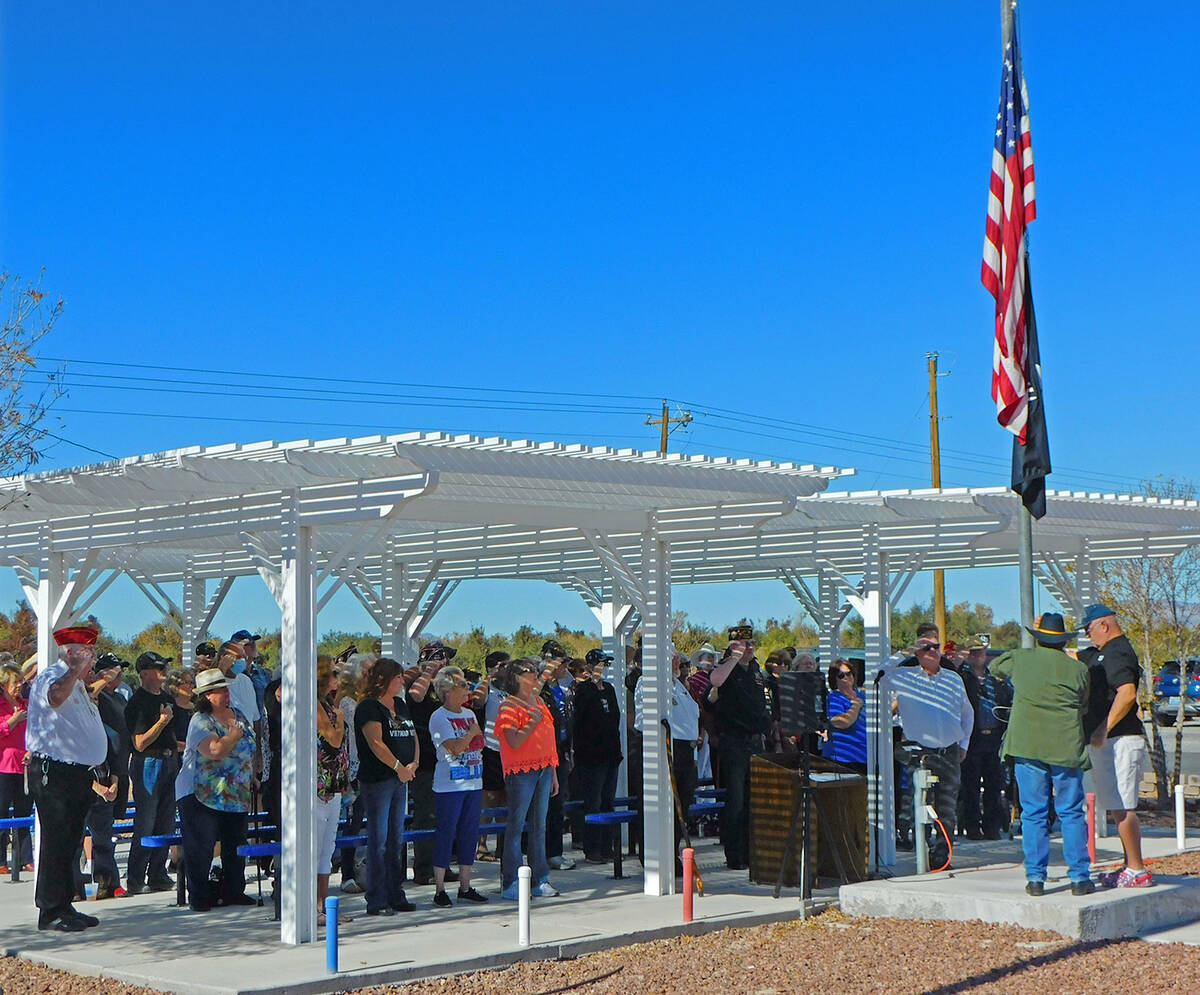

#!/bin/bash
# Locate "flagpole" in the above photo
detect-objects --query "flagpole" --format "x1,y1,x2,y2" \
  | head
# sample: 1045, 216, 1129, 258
999, 0, 1036, 647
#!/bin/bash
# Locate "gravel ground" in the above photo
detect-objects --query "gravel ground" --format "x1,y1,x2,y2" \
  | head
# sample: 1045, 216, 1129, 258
5, 850, 1200, 995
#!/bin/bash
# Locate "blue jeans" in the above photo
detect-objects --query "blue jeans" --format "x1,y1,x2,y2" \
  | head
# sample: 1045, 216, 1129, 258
502, 767, 552, 889
1013, 758, 1090, 883
360, 777, 408, 912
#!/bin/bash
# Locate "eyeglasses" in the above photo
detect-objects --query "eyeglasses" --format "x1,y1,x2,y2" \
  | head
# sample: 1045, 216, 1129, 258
916, 642, 941, 652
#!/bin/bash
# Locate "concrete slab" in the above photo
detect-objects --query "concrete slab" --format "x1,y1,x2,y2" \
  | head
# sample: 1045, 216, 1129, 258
0, 837, 828, 995
840, 830, 1200, 942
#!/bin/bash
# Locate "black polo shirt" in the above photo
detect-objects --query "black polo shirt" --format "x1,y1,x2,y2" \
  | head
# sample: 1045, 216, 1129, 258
125, 688, 177, 755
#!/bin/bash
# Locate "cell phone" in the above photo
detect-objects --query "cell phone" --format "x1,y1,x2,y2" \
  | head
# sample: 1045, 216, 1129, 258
727, 625, 753, 642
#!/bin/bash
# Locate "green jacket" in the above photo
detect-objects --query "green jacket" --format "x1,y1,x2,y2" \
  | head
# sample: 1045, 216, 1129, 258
990, 645, 1090, 769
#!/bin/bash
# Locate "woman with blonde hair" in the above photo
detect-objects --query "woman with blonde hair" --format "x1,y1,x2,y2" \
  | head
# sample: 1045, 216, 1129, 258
315, 655, 352, 924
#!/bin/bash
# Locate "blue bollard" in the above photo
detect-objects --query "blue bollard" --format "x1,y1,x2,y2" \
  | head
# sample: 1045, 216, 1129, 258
325, 896, 339, 973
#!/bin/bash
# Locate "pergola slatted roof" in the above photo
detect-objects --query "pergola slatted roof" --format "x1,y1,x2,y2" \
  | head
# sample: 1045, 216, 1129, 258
3, 433, 1197, 587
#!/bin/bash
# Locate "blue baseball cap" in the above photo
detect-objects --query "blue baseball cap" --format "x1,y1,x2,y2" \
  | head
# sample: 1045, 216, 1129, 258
231, 629, 261, 642
1078, 604, 1116, 630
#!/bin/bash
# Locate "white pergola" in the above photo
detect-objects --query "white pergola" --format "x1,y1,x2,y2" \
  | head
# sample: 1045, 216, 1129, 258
3, 431, 1198, 943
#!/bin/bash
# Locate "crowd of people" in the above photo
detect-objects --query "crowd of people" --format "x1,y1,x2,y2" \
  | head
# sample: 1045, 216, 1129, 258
2, 600, 1154, 932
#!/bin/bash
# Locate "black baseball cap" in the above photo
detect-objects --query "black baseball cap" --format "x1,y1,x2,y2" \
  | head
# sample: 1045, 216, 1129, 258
136, 651, 173, 672
585, 648, 614, 667
541, 639, 568, 660
195, 642, 218, 658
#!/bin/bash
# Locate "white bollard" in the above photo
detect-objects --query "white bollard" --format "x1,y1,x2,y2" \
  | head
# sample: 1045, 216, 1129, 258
517, 865, 531, 946
1176, 784, 1187, 852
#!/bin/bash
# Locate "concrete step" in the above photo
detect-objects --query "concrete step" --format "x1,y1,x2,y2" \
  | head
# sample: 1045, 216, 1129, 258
839, 866, 1200, 941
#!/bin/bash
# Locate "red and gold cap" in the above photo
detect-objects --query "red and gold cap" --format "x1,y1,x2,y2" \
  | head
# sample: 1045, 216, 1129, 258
53, 626, 99, 647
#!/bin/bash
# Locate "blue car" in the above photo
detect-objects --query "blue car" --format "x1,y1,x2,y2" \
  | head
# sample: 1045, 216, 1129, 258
1153, 659, 1200, 726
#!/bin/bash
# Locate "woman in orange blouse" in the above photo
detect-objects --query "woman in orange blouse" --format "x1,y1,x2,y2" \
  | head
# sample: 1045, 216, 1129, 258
493, 658, 560, 900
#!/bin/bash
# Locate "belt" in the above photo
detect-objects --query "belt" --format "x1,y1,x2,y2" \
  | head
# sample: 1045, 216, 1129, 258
672, 739, 697, 747
31, 753, 95, 770
136, 748, 177, 758
901, 741, 958, 754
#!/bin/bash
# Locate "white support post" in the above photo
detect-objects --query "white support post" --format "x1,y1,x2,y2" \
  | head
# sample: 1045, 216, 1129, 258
640, 515, 674, 897
818, 569, 841, 664
181, 564, 206, 670
278, 495, 317, 945
35, 528, 65, 672
854, 525, 895, 872
591, 575, 638, 819
379, 546, 402, 658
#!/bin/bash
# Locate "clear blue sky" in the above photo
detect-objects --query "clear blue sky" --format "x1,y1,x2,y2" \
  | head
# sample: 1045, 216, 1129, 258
2, 2, 1195, 641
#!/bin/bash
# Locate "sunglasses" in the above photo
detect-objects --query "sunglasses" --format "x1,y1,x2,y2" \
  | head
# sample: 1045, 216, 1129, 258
916, 642, 941, 652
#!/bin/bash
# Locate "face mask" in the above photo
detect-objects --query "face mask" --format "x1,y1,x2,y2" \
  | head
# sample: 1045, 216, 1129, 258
231, 659, 247, 676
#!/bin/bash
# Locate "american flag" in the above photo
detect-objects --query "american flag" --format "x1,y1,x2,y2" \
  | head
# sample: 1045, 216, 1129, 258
982, 23, 1036, 441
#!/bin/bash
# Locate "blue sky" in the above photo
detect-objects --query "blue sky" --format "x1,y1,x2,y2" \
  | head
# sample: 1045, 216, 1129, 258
2, 2, 1195, 640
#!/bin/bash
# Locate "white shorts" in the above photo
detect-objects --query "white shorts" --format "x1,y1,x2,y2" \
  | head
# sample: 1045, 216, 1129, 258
315, 793, 342, 875
1088, 735, 1146, 812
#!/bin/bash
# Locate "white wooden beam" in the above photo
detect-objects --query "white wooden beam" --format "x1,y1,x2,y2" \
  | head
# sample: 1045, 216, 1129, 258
278, 493, 317, 945
640, 515, 673, 897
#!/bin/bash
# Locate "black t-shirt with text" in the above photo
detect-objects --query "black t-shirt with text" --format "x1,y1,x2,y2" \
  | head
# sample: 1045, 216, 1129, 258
124, 688, 177, 754
354, 695, 418, 782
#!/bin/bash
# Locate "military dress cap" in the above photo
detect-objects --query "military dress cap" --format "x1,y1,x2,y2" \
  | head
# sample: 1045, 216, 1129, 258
1025, 612, 1074, 645
53, 626, 99, 646
1078, 604, 1117, 630
136, 650, 173, 671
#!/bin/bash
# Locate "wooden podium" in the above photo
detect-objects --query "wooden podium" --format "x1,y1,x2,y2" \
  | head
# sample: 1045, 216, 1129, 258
748, 752, 867, 888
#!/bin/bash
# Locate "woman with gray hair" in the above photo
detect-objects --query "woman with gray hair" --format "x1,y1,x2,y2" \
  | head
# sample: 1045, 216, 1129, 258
427, 666, 488, 906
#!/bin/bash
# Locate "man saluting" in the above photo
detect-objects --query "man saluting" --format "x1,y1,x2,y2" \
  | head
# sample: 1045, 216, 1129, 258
26, 627, 109, 931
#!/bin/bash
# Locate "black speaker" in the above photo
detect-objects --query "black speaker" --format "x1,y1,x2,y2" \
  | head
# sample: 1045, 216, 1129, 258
778, 670, 824, 737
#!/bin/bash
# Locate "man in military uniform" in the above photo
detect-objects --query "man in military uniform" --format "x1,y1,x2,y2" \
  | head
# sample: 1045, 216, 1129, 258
26, 626, 108, 931
991, 613, 1094, 896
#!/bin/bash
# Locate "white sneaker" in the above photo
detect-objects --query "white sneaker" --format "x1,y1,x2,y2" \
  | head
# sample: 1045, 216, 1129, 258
549, 856, 576, 870
341, 880, 363, 894
532, 880, 559, 898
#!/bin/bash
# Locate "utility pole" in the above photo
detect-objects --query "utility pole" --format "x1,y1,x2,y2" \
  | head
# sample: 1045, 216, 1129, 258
645, 400, 692, 454
927, 352, 947, 641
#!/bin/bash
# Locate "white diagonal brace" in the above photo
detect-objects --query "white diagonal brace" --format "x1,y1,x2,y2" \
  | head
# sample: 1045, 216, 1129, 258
780, 568, 823, 622
397, 560, 445, 635
240, 531, 283, 602
52, 547, 101, 626
65, 569, 125, 625
886, 550, 927, 608
126, 569, 185, 636
11, 556, 38, 608
343, 568, 386, 626
582, 530, 646, 613
418, 579, 459, 629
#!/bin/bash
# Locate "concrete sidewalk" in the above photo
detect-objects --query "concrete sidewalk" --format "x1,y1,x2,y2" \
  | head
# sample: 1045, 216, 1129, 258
4, 828, 1197, 995
841, 827, 1200, 942
0, 837, 825, 995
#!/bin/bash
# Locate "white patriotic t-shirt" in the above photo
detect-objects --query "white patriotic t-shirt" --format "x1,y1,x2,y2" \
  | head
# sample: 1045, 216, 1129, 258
429, 706, 484, 792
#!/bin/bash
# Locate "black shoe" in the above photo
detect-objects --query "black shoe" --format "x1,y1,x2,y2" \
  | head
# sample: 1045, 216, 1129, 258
444, 868, 460, 883
223, 894, 258, 906
39, 913, 87, 932
1026, 880, 1045, 897
412, 874, 435, 886
189, 902, 213, 912
982, 827, 1003, 840
1071, 879, 1096, 896
433, 890, 452, 908
896, 835, 914, 852
366, 906, 395, 916
66, 906, 99, 927
148, 877, 175, 892
457, 887, 488, 904
965, 828, 983, 841
129, 883, 151, 895
391, 896, 416, 913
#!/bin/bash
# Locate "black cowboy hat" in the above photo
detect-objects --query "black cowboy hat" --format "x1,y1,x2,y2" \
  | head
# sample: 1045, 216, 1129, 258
1025, 612, 1074, 646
